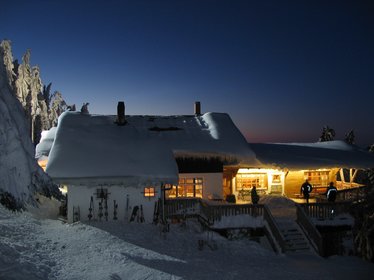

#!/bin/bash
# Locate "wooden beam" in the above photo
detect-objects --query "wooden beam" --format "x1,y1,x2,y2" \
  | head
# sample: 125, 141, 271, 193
351, 169, 358, 183
340, 168, 345, 183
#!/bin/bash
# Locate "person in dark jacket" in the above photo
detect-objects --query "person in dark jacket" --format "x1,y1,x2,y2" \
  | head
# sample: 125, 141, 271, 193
300, 180, 313, 203
326, 182, 338, 202
251, 186, 259, 204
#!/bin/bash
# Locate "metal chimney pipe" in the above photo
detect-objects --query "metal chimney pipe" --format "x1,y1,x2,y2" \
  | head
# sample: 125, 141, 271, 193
194, 101, 201, 115
117, 101, 126, 125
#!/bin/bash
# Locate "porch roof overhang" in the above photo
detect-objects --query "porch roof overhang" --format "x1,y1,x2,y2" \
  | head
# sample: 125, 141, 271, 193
51, 175, 178, 187
250, 141, 374, 171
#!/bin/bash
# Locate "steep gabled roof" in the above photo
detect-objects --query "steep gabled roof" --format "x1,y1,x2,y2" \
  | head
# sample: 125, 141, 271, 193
46, 111, 259, 185
251, 141, 374, 170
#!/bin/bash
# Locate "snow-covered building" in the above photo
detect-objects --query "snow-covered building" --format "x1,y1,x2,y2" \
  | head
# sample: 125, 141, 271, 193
235, 141, 374, 201
39, 102, 374, 223
44, 102, 260, 223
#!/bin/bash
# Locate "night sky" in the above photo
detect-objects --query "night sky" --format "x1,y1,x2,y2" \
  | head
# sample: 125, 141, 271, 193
1, 0, 373, 147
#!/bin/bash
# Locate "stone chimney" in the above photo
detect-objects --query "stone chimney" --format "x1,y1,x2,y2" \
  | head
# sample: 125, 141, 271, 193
194, 101, 201, 115
116, 101, 126, 125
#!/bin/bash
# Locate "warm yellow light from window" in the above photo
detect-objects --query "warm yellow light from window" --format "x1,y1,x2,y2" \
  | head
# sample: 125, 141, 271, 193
237, 168, 283, 174
144, 187, 155, 197
37, 158, 48, 171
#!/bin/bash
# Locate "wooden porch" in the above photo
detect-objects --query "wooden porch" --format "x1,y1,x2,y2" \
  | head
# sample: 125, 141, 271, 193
160, 198, 292, 254
160, 196, 358, 257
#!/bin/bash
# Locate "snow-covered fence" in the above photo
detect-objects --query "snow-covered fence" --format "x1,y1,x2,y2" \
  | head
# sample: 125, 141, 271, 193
300, 202, 351, 220
296, 204, 324, 256
263, 205, 287, 254
164, 198, 264, 228
200, 203, 264, 224
336, 185, 368, 202
163, 198, 201, 218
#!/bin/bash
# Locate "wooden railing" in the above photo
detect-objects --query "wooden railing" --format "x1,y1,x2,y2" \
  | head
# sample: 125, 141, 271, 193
299, 202, 351, 220
163, 198, 201, 217
163, 198, 264, 226
296, 204, 324, 255
263, 205, 286, 253
336, 185, 368, 202
200, 202, 264, 224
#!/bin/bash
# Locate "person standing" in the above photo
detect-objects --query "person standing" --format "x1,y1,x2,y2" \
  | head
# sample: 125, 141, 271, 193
300, 179, 313, 203
251, 186, 259, 204
326, 182, 338, 202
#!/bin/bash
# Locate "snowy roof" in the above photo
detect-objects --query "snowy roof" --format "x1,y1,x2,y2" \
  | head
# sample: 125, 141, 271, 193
35, 127, 57, 159
46, 111, 259, 185
251, 141, 374, 170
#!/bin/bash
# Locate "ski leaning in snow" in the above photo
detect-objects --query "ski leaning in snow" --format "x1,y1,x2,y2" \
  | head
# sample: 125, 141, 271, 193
125, 194, 129, 221
104, 197, 108, 221
88, 196, 94, 221
153, 200, 159, 224
73, 206, 80, 222
98, 201, 103, 221
113, 200, 118, 220
140, 205, 145, 223
129, 205, 139, 222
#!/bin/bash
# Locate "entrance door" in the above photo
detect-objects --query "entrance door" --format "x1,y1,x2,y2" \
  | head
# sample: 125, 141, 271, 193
269, 173, 284, 194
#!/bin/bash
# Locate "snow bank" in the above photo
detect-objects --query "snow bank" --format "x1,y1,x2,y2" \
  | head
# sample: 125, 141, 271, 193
35, 127, 57, 159
211, 214, 264, 229
1, 204, 374, 280
276, 140, 355, 151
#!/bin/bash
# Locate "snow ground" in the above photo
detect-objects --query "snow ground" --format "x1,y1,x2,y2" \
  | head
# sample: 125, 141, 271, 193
1, 203, 373, 280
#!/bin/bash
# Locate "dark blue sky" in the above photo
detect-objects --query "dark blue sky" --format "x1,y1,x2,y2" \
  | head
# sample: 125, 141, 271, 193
1, 0, 374, 147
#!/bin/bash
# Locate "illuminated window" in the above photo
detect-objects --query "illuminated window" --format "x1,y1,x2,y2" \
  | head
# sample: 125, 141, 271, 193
166, 177, 203, 198
272, 174, 281, 183
236, 173, 266, 191
304, 171, 329, 187
143, 187, 155, 197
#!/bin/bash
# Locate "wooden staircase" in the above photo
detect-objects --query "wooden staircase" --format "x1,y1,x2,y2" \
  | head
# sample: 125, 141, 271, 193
277, 220, 313, 253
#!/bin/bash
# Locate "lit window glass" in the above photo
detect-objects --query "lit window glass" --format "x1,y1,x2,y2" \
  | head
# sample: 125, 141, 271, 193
144, 187, 155, 197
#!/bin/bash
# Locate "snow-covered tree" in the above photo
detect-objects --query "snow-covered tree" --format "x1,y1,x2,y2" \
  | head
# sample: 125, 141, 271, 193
0, 40, 61, 210
369, 144, 374, 153
0, 40, 16, 88
80, 102, 90, 114
49, 91, 68, 126
43, 82, 52, 110
345, 130, 355, 145
0, 40, 69, 144
318, 125, 335, 142
352, 147, 374, 262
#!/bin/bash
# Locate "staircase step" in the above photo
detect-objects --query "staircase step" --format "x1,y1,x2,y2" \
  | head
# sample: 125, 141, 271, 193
285, 239, 308, 244
286, 247, 311, 252
283, 231, 302, 235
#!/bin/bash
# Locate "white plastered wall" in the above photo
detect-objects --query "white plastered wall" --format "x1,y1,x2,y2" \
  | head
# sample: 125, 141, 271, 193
67, 184, 159, 223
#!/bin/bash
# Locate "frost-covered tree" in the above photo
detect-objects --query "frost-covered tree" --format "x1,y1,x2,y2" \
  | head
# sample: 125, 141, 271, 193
0, 40, 16, 88
80, 102, 90, 114
319, 125, 336, 142
369, 144, 374, 153
352, 147, 374, 262
0, 40, 61, 210
0, 40, 69, 143
49, 91, 68, 126
14, 49, 32, 107
43, 82, 52, 110
345, 130, 355, 145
